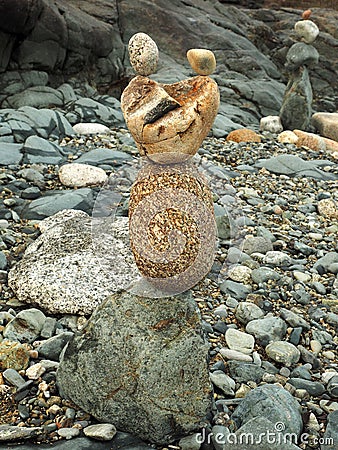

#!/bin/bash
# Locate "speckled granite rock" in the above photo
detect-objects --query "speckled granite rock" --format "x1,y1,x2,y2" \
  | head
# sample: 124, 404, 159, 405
129, 158, 217, 293
8, 209, 139, 315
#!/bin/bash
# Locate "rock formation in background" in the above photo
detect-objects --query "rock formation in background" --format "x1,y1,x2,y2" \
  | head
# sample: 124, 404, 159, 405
0, 0, 337, 132
279, 10, 319, 130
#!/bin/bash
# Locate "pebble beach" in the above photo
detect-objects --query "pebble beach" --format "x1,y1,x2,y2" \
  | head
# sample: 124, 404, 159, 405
0, 116, 337, 449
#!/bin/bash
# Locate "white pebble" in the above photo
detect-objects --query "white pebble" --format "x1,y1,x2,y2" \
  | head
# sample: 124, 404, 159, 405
72, 123, 111, 135
310, 339, 322, 355
228, 265, 252, 284
83, 423, 117, 441
295, 20, 319, 44
59, 163, 108, 188
219, 348, 253, 362
26, 363, 46, 380
293, 271, 311, 282
260, 116, 283, 134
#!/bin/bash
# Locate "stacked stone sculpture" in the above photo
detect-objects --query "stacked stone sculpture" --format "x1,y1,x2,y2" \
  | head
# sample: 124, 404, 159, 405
57, 34, 220, 446
121, 32, 220, 294
280, 10, 319, 130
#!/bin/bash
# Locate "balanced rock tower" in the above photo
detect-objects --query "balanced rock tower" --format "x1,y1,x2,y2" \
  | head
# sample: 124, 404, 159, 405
280, 10, 319, 130
57, 34, 220, 445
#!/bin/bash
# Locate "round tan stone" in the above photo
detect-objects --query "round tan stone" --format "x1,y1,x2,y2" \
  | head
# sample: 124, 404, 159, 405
277, 130, 299, 145
129, 159, 217, 293
311, 112, 338, 142
226, 128, 261, 143
187, 49, 216, 76
302, 9, 312, 20
0, 340, 30, 371
128, 32, 159, 76
317, 198, 338, 220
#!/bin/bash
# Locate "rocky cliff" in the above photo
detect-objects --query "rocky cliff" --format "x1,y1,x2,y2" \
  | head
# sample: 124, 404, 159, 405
0, 0, 337, 130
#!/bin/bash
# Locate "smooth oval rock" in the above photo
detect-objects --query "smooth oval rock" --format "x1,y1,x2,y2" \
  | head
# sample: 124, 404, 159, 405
128, 32, 159, 76
295, 20, 319, 44
266, 341, 300, 367
72, 123, 111, 135
187, 48, 216, 75
58, 163, 108, 187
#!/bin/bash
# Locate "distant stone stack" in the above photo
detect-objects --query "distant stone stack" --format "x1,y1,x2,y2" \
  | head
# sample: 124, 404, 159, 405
280, 10, 319, 130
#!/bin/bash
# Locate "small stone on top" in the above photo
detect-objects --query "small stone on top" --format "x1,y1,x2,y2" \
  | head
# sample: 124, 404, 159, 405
302, 9, 312, 20
128, 32, 159, 76
187, 48, 216, 76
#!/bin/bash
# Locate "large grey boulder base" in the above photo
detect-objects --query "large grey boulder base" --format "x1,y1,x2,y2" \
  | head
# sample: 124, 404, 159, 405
56, 290, 212, 445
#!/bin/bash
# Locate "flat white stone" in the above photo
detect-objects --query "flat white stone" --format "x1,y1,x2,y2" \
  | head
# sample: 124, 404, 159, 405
219, 348, 253, 362
225, 328, 255, 355
83, 424, 117, 441
72, 123, 111, 135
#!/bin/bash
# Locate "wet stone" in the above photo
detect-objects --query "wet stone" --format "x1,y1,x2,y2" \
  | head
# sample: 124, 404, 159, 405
246, 316, 287, 345
288, 378, 325, 397
227, 361, 265, 384
266, 341, 300, 367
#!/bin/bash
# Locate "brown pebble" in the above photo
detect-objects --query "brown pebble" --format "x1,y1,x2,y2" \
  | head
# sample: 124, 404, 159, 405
302, 9, 312, 20
226, 128, 261, 143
